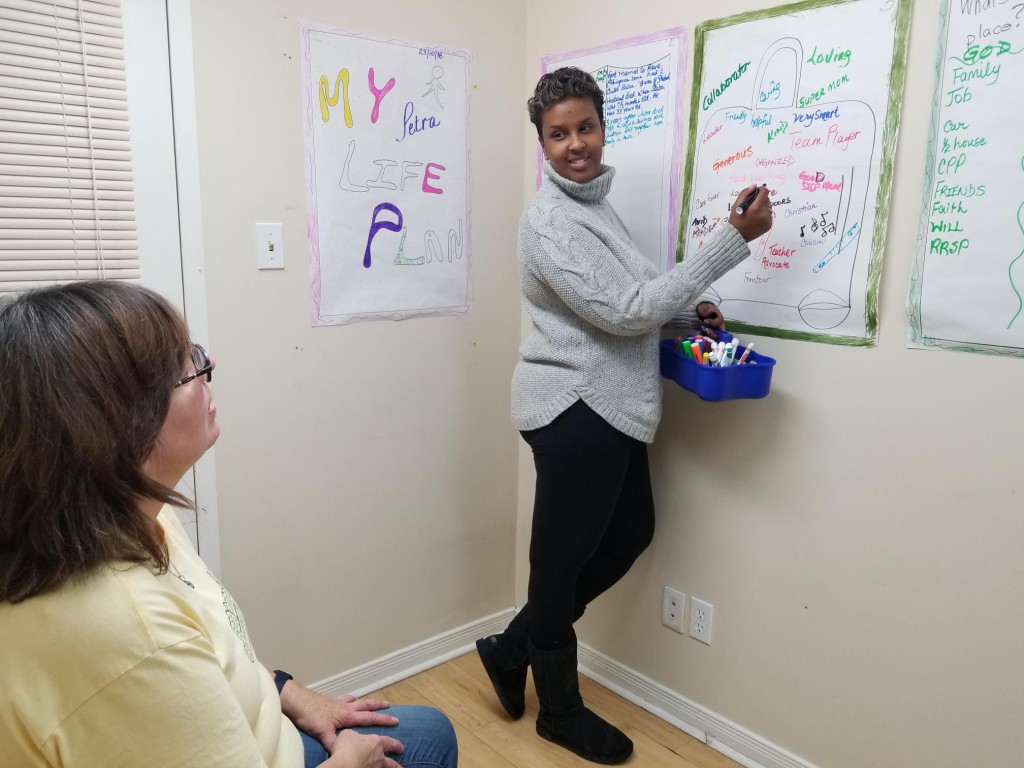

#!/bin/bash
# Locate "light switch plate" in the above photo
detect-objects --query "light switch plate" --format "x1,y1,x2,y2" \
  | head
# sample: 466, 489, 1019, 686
256, 223, 284, 269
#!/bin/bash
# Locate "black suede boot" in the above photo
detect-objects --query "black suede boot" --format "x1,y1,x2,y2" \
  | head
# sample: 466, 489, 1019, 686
476, 608, 530, 718
529, 639, 633, 764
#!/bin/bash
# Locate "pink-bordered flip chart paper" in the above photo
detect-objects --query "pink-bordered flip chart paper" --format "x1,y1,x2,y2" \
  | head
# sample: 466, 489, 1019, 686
301, 22, 472, 325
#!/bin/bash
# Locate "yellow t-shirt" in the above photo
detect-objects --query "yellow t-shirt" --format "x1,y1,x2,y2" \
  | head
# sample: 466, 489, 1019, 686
0, 507, 304, 768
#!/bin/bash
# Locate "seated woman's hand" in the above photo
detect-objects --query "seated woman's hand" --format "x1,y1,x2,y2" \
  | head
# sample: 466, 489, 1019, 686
280, 682, 399, 753
727, 184, 773, 242
324, 729, 404, 768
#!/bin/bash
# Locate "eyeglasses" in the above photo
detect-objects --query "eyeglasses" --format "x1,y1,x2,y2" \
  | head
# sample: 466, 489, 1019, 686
173, 343, 213, 389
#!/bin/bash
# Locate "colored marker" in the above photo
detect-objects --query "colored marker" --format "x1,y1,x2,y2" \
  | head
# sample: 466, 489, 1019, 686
736, 343, 754, 365
735, 183, 766, 215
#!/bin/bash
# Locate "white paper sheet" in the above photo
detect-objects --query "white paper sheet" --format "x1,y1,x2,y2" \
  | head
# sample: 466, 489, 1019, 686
682, 0, 911, 344
907, 0, 1024, 356
300, 23, 471, 325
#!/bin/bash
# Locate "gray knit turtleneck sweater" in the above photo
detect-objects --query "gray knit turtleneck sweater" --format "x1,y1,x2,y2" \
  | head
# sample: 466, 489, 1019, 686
511, 162, 751, 443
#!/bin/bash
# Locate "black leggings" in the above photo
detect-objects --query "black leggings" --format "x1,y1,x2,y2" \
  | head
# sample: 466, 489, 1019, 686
522, 400, 656, 650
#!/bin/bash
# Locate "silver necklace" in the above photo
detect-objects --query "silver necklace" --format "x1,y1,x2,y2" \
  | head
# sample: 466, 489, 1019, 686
168, 560, 194, 589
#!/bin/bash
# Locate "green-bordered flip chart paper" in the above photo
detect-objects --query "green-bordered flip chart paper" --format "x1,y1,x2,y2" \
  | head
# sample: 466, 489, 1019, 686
681, 0, 911, 345
907, 0, 1024, 356
300, 23, 471, 326
542, 29, 689, 273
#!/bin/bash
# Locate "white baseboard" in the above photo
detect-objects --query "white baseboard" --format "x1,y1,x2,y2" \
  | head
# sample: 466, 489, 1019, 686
310, 609, 515, 698
310, 612, 817, 768
577, 643, 820, 768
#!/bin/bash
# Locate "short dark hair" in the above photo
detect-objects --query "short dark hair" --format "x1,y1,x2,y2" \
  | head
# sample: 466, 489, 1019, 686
0, 281, 193, 603
527, 66, 605, 139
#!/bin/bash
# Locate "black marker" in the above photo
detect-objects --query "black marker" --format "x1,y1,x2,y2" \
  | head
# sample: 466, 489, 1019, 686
735, 183, 766, 214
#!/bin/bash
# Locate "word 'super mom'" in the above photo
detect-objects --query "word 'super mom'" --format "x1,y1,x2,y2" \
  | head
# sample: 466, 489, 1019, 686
319, 66, 453, 268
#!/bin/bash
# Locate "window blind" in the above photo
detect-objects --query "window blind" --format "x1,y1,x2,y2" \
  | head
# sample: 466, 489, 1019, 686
0, 0, 138, 294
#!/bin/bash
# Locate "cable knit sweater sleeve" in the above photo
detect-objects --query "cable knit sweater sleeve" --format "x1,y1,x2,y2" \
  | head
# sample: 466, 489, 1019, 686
512, 163, 753, 442
521, 193, 750, 337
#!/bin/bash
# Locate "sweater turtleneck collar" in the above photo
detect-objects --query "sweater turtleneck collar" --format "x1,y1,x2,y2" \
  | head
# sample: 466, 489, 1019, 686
542, 161, 615, 203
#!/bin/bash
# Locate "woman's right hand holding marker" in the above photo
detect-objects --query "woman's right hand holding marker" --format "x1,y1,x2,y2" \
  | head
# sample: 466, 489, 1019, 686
728, 183, 773, 242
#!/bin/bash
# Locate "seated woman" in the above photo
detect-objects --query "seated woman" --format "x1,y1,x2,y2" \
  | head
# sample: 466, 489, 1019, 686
0, 281, 458, 768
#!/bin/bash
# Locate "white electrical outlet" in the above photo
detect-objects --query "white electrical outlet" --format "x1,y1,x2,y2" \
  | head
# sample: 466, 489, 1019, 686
689, 597, 714, 645
662, 586, 686, 633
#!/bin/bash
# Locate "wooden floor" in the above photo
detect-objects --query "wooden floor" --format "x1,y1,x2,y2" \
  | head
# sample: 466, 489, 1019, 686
366, 650, 742, 768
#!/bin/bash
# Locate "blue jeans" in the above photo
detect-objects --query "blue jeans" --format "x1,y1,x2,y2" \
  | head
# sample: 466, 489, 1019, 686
299, 705, 458, 768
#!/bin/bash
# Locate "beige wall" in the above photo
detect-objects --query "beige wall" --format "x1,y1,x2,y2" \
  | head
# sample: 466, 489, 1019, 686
187, 0, 523, 678
521, 2, 1024, 768
187, 1, 1022, 766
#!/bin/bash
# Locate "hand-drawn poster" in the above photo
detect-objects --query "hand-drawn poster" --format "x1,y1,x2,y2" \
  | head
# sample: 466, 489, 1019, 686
681, 0, 911, 345
300, 23, 471, 325
907, 0, 1024, 356
542, 29, 689, 273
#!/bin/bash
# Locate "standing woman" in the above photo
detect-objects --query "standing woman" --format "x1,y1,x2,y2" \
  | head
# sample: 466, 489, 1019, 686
476, 67, 772, 764
0, 281, 458, 768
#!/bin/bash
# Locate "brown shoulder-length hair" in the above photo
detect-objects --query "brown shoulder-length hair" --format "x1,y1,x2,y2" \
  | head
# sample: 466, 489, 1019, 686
0, 280, 194, 603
